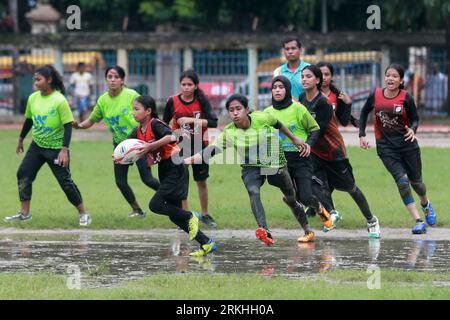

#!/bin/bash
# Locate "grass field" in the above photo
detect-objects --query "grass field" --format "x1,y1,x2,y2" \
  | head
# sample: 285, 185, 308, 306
1, 129, 449, 230
0, 270, 448, 299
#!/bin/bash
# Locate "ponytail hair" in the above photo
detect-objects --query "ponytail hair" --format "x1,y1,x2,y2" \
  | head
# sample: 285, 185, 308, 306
36, 65, 66, 94
135, 95, 158, 119
180, 69, 211, 108
302, 65, 323, 90
385, 63, 405, 90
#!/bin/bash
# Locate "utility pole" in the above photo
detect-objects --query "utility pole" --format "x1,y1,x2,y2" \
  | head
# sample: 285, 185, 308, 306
9, 0, 19, 33
9, 0, 20, 114
446, 13, 450, 117
321, 0, 328, 34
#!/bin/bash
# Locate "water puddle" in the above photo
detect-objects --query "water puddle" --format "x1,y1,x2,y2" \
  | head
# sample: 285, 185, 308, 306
0, 232, 448, 288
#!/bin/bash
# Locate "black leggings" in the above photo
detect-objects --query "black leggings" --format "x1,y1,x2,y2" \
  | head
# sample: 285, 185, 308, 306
312, 155, 374, 221
114, 156, 160, 205
378, 147, 426, 206
286, 155, 321, 212
17, 141, 83, 207
149, 191, 210, 246
241, 166, 310, 232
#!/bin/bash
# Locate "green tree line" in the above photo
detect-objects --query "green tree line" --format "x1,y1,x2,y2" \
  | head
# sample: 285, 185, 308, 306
1, 0, 449, 32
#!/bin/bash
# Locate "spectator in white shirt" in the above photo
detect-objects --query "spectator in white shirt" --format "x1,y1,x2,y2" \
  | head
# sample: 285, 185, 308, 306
70, 62, 93, 122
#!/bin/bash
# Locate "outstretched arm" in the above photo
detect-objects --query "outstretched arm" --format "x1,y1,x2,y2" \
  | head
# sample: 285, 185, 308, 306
17, 118, 33, 154
359, 92, 375, 149
73, 118, 95, 129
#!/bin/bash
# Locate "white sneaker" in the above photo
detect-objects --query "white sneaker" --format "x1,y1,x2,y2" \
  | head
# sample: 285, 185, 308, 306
79, 213, 92, 227
367, 216, 381, 238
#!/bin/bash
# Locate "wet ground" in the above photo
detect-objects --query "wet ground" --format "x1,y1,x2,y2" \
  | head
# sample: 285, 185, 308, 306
0, 230, 448, 288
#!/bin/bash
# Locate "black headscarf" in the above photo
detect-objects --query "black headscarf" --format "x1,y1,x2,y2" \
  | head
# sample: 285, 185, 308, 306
271, 75, 292, 110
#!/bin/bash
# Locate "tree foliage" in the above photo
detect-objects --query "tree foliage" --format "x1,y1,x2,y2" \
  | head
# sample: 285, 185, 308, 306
1, 0, 449, 32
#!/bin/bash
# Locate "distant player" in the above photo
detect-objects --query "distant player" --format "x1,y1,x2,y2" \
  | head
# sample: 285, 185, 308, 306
5, 65, 91, 226
73, 66, 160, 218
300, 65, 380, 238
163, 70, 219, 228
131, 95, 216, 257
70, 62, 93, 123
317, 61, 359, 127
273, 36, 310, 100
359, 64, 436, 235
302, 61, 358, 218
185, 93, 312, 246
264, 75, 334, 242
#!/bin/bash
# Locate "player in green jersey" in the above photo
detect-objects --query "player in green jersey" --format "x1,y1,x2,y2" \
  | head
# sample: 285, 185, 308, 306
5, 65, 91, 226
264, 75, 334, 242
184, 93, 310, 246
73, 66, 160, 218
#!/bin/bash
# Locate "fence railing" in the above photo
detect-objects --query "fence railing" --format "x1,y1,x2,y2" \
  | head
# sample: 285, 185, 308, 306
0, 41, 447, 118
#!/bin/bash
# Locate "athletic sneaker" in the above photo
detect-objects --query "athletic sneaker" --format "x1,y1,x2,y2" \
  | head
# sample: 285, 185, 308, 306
128, 209, 146, 218
4, 212, 32, 222
317, 205, 334, 230
79, 213, 92, 227
189, 239, 217, 257
323, 210, 342, 232
297, 231, 316, 243
367, 216, 381, 239
421, 201, 436, 226
255, 227, 275, 246
188, 212, 199, 241
201, 214, 217, 228
412, 221, 427, 234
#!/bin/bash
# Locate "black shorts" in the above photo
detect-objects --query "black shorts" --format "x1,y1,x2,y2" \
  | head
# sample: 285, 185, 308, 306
157, 159, 189, 201
377, 147, 422, 182
311, 154, 356, 192
191, 162, 209, 182
180, 141, 209, 182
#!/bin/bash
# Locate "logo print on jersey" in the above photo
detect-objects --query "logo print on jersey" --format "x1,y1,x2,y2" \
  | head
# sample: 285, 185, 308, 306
106, 115, 120, 127
32, 115, 52, 133
33, 115, 48, 125
376, 110, 399, 129
182, 112, 202, 135
48, 107, 57, 116
393, 104, 403, 115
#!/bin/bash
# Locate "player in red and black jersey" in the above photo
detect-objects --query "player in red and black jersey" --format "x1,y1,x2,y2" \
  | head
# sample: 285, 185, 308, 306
359, 64, 437, 235
300, 65, 380, 238
304, 61, 359, 219
131, 95, 216, 257
163, 70, 218, 228
317, 61, 359, 127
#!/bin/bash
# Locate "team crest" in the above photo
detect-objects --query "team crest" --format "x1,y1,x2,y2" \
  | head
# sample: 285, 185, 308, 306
393, 104, 403, 115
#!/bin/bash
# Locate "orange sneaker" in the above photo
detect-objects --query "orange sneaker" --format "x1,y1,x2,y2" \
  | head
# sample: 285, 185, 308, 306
297, 231, 316, 243
255, 227, 275, 246
317, 205, 334, 230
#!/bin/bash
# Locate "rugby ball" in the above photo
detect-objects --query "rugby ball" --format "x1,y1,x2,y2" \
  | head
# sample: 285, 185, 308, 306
113, 139, 145, 164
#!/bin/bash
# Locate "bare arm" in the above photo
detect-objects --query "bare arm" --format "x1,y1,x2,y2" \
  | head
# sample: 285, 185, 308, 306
135, 135, 176, 158
278, 123, 311, 157
73, 118, 95, 129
